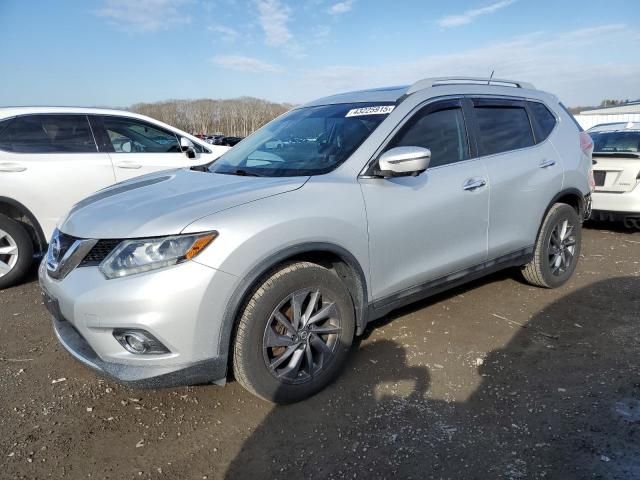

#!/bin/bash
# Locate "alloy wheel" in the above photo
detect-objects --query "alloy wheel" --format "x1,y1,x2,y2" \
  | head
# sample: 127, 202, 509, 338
0, 228, 19, 278
548, 219, 576, 276
262, 288, 342, 384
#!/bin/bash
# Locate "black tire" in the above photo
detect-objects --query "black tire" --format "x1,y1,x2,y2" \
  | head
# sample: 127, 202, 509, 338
0, 215, 34, 289
522, 203, 582, 288
233, 261, 355, 403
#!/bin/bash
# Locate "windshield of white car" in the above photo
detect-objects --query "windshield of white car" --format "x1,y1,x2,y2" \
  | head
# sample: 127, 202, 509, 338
209, 103, 394, 177
590, 131, 640, 155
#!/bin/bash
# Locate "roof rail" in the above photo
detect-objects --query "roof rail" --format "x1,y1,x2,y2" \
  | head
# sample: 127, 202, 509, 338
406, 77, 535, 95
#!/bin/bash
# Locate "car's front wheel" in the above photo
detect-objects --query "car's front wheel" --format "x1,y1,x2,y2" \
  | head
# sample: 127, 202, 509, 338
233, 261, 355, 403
0, 215, 33, 289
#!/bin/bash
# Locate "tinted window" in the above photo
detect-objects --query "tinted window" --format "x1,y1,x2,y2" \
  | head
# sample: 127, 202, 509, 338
0, 114, 96, 153
389, 107, 469, 168
102, 117, 180, 153
590, 131, 640, 153
528, 102, 557, 142
475, 106, 534, 155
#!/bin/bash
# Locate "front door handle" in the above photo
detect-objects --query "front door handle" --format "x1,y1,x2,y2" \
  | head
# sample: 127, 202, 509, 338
115, 161, 142, 169
463, 178, 487, 191
0, 162, 27, 172
539, 159, 556, 168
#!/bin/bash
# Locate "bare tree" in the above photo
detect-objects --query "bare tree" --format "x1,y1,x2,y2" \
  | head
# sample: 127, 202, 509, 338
130, 97, 293, 137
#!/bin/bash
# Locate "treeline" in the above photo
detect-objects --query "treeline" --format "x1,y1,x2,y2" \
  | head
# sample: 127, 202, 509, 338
568, 98, 639, 114
130, 97, 295, 137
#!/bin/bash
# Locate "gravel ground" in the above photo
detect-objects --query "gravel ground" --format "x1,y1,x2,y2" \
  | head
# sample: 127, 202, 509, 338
1, 225, 639, 480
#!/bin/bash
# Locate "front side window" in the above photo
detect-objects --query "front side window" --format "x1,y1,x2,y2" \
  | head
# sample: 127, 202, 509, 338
387, 106, 469, 168
101, 117, 181, 153
0, 114, 96, 153
590, 131, 640, 153
209, 103, 393, 177
475, 105, 534, 156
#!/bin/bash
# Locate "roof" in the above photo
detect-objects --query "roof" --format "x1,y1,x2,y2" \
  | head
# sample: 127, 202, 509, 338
0, 106, 141, 119
588, 121, 640, 132
303, 76, 544, 107
580, 102, 640, 115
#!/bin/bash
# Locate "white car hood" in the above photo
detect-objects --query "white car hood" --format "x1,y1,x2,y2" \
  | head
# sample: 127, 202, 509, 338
60, 168, 308, 239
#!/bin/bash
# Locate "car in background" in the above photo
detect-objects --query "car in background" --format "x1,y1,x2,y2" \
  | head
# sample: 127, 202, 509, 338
588, 122, 640, 228
0, 107, 229, 288
221, 136, 243, 146
206, 135, 225, 145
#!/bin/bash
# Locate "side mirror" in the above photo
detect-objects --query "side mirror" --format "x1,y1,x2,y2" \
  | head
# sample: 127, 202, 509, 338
180, 137, 197, 159
376, 146, 431, 177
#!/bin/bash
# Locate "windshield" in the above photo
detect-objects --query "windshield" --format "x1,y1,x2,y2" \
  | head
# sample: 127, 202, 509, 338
590, 131, 640, 154
209, 103, 394, 177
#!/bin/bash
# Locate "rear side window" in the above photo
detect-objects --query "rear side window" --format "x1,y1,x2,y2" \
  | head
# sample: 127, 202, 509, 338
388, 106, 469, 168
101, 116, 180, 153
474, 106, 534, 156
0, 114, 97, 153
528, 102, 557, 142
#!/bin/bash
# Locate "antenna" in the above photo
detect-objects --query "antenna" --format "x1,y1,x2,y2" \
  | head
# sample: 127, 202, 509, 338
488, 70, 495, 85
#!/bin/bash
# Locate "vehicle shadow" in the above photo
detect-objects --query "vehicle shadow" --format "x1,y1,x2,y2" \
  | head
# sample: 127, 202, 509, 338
224, 277, 640, 479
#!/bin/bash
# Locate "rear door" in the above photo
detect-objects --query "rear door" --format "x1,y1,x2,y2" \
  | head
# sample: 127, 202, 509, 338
0, 113, 115, 239
469, 97, 563, 259
91, 115, 197, 182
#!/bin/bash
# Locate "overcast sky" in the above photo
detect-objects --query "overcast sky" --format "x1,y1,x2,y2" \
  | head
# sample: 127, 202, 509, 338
1, 0, 639, 107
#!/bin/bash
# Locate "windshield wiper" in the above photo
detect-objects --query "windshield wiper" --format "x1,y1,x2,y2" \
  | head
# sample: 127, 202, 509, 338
219, 169, 264, 177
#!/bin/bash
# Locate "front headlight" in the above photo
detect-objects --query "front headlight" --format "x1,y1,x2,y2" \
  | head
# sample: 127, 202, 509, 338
99, 232, 217, 279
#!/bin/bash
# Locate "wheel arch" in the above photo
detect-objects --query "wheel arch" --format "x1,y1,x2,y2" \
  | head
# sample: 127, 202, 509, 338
219, 242, 369, 367
0, 196, 47, 254
546, 188, 585, 219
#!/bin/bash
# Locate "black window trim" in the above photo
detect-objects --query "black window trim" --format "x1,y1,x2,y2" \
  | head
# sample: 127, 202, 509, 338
361, 95, 476, 177
0, 113, 99, 154
94, 114, 182, 154
467, 95, 538, 158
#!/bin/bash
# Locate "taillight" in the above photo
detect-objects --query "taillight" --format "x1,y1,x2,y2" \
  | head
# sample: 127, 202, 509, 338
580, 131, 594, 156
580, 132, 596, 191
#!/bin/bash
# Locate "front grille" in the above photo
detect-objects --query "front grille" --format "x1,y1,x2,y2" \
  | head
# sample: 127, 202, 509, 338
79, 239, 122, 267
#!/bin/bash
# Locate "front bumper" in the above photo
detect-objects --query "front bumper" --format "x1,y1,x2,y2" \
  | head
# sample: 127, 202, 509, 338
39, 259, 239, 387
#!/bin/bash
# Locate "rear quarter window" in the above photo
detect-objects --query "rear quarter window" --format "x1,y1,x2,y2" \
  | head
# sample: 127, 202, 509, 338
528, 101, 557, 142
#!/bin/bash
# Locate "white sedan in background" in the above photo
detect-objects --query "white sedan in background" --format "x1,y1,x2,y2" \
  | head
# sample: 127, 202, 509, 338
589, 122, 640, 228
0, 107, 229, 288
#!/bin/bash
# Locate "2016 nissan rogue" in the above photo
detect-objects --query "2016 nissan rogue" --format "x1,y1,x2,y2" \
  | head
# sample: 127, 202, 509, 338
39, 77, 594, 403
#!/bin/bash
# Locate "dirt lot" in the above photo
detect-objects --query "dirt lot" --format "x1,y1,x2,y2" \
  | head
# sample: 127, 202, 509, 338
1, 225, 639, 480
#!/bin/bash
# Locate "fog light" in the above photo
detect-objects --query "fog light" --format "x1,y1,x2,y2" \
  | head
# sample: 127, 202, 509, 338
113, 329, 170, 355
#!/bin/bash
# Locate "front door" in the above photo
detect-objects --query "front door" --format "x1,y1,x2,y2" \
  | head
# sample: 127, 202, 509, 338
360, 99, 489, 302
92, 115, 191, 182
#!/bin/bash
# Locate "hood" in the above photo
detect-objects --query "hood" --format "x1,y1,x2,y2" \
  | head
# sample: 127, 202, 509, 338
60, 169, 308, 238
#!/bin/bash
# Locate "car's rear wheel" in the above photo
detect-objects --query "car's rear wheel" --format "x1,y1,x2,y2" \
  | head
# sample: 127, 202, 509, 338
522, 203, 582, 288
233, 261, 355, 403
0, 215, 33, 289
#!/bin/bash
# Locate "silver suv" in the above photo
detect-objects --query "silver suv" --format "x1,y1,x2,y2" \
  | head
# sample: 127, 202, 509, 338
39, 77, 594, 403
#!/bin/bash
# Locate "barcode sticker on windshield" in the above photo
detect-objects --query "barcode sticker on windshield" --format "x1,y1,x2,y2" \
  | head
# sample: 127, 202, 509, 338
345, 105, 395, 117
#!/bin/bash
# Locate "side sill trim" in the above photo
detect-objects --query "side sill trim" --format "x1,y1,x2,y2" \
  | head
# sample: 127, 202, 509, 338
367, 246, 534, 322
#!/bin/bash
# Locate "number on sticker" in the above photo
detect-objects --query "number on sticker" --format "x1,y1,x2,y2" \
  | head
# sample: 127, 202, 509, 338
345, 106, 395, 117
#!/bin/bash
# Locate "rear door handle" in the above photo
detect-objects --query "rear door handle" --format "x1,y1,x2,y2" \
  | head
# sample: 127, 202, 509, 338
463, 178, 487, 191
539, 159, 556, 168
115, 161, 142, 169
0, 162, 27, 172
